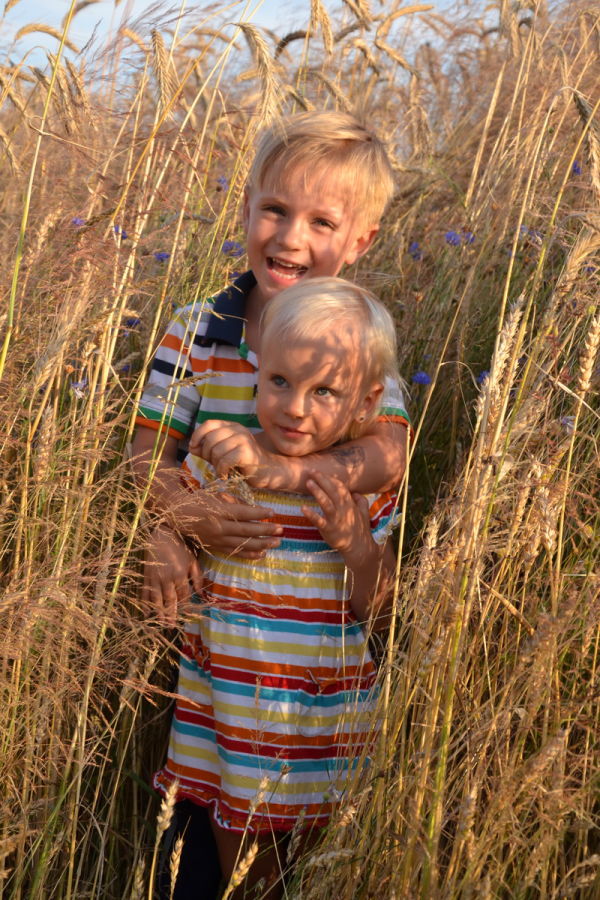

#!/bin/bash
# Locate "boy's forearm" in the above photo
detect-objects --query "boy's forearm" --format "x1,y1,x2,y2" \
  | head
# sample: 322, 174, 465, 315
266, 423, 409, 494
130, 428, 202, 537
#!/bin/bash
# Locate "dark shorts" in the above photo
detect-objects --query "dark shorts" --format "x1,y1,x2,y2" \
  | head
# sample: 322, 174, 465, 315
157, 800, 221, 900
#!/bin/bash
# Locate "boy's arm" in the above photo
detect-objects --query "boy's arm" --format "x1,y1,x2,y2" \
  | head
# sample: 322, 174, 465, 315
131, 426, 282, 556
192, 418, 409, 494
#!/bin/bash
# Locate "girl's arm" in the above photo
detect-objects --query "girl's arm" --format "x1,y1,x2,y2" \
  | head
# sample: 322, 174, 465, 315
301, 470, 397, 631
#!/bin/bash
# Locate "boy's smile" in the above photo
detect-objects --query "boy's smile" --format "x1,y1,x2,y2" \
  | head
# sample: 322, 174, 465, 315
243, 166, 378, 313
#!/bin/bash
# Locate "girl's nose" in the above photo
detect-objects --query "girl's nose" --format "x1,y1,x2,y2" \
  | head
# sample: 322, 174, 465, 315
284, 390, 306, 419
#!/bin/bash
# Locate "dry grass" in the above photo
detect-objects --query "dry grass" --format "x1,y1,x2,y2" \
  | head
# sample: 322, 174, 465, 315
0, 0, 598, 897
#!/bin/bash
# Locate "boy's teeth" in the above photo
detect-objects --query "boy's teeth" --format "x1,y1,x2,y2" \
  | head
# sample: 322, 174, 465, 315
270, 258, 306, 278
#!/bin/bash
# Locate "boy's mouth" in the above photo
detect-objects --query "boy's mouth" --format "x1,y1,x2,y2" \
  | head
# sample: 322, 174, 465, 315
267, 257, 308, 280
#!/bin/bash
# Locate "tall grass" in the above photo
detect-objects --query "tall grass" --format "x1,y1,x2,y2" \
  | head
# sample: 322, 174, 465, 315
0, 1, 598, 897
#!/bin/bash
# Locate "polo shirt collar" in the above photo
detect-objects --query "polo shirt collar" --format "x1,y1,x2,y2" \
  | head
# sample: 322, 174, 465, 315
204, 270, 256, 346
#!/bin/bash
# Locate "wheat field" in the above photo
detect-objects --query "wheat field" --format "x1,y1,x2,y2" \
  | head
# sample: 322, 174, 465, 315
0, 0, 598, 897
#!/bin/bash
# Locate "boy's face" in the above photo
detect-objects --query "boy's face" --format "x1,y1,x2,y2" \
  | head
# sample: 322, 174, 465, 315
256, 322, 382, 457
243, 165, 378, 310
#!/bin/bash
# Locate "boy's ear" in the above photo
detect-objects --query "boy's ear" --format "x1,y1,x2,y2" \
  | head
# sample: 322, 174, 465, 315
343, 224, 380, 267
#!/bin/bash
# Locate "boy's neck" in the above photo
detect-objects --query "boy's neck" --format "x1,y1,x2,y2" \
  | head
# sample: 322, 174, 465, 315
243, 282, 268, 353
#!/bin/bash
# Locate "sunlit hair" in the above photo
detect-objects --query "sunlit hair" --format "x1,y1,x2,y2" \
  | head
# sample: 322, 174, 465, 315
247, 111, 395, 227
260, 277, 400, 438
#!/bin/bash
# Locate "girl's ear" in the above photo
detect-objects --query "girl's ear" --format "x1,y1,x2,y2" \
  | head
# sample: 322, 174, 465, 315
355, 381, 384, 425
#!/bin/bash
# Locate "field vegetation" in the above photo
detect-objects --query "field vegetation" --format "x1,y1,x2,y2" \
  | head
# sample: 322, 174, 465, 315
0, 0, 598, 897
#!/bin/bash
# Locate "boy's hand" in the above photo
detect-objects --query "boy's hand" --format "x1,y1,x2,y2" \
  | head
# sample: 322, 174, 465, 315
142, 525, 203, 624
187, 490, 283, 555
301, 470, 374, 562
190, 420, 277, 487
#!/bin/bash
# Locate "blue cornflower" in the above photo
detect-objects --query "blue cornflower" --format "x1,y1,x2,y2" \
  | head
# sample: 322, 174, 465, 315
572, 160, 582, 176
154, 251, 170, 262
476, 370, 490, 385
560, 415, 575, 434
217, 175, 229, 191
408, 241, 423, 261
412, 370, 432, 385
114, 224, 128, 239
119, 363, 131, 373
463, 231, 475, 245
124, 317, 140, 329
71, 216, 86, 226
445, 230, 461, 246
222, 240, 245, 258
71, 378, 88, 398
583, 265, 596, 275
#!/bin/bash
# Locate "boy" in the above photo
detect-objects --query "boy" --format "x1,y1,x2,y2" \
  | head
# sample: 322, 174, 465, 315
132, 110, 410, 899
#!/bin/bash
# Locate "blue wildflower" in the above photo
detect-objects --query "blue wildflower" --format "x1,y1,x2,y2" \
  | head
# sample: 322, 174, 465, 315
222, 240, 245, 258
71, 216, 86, 226
217, 175, 229, 191
412, 370, 432, 385
408, 241, 423, 261
560, 415, 575, 434
114, 224, 128, 239
445, 230, 461, 246
583, 265, 596, 275
71, 378, 88, 399
572, 160, 582, 176
119, 363, 131, 373
476, 370, 490, 385
154, 251, 170, 262
124, 317, 140, 329
463, 231, 475, 245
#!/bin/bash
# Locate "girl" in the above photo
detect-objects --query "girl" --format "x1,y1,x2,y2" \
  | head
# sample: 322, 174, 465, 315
155, 278, 401, 897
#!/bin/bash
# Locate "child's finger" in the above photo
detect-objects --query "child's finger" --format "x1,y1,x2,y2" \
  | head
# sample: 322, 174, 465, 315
306, 470, 350, 503
301, 504, 327, 530
189, 558, 204, 596
305, 476, 340, 513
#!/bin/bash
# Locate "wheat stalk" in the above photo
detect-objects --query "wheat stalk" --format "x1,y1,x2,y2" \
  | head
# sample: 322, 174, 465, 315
221, 841, 259, 900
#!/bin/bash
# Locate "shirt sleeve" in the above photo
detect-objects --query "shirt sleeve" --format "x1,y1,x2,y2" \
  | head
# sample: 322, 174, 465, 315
134, 302, 212, 440
377, 376, 410, 427
368, 489, 401, 545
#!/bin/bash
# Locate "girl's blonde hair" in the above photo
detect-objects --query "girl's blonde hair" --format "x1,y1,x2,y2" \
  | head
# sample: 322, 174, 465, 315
247, 111, 395, 227
260, 277, 400, 437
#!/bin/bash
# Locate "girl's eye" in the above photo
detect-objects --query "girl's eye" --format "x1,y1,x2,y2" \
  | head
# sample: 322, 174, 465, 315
272, 375, 287, 387
315, 218, 334, 229
264, 204, 285, 216
315, 386, 333, 396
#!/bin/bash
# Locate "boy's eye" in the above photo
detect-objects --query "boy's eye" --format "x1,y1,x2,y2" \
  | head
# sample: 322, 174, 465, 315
271, 375, 287, 387
264, 204, 285, 216
314, 217, 335, 229
315, 386, 333, 396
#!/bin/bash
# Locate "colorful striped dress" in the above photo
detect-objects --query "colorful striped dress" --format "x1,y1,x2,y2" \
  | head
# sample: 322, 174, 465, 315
154, 455, 399, 833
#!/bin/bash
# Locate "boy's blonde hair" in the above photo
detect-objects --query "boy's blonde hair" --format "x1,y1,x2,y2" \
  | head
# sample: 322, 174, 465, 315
247, 111, 395, 227
260, 277, 399, 437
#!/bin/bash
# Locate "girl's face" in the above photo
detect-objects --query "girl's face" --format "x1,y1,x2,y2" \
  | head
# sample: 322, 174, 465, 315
256, 321, 382, 457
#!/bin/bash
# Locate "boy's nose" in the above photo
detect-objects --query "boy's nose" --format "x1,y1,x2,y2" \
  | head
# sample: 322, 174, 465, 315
277, 216, 305, 248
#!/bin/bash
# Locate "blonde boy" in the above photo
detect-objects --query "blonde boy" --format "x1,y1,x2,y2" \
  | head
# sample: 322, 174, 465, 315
132, 110, 410, 620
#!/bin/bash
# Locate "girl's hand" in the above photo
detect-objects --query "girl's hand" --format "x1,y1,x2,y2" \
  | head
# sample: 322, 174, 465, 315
190, 420, 275, 486
302, 470, 374, 562
142, 525, 203, 625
